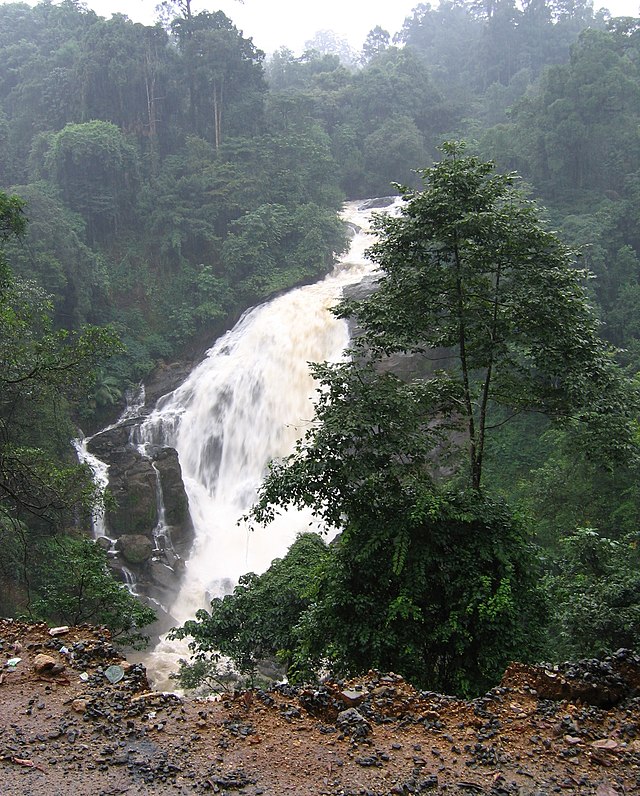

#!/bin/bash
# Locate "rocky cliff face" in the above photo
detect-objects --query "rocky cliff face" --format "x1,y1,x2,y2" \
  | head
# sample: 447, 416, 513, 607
86, 416, 194, 610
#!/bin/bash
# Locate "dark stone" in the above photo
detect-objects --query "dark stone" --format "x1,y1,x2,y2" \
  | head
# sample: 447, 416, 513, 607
95, 536, 112, 551
86, 420, 138, 458
153, 447, 190, 536
336, 707, 371, 738
106, 452, 158, 536
143, 361, 195, 410
116, 534, 154, 565
148, 560, 179, 590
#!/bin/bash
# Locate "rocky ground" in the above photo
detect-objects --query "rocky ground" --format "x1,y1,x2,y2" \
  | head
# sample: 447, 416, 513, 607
1, 620, 639, 796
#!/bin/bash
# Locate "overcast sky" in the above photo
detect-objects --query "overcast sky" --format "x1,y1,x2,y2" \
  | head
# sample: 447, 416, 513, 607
92, 0, 422, 53
6, 0, 640, 54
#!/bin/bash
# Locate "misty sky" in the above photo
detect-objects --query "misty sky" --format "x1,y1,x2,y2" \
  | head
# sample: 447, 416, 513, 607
88, 0, 640, 54
91, 0, 421, 53
4, 0, 640, 54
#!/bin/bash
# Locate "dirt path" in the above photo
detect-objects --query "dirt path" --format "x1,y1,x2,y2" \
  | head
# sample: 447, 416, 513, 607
1, 620, 638, 795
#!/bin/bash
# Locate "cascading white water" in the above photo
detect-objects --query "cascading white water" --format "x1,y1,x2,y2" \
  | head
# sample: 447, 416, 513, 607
73, 438, 110, 539
74, 385, 147, 540
139, 199, 396, 688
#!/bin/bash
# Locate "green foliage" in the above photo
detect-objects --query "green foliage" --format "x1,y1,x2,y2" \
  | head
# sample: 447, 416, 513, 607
0, 189, 123, 617
362, 116, 426, 196
0, 0, 638, 689
2, 0, 606, 393
0, 191, 26, 239
546, 528, 640, 659
223, 201, 347, 300
4, 181, 107, 327
249, 357, 547, 694
171, 10, 266, 149
360, 26, 390, 65
170, 656, 238, 695
252, 361, 459, 530
398, 0, 602, 103
170, 533, 330, 690
31, 536, 156, 648
505, 27, 640, 201
41, 120, 140, 244
340, 142, 637, 490
241, 146, 636, 694
310, 491, 546, 697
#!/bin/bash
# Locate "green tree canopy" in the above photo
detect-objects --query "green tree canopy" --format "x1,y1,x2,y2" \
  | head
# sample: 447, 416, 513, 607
339, 142, 637, 490
40, 120, 140, 244
0, 190, 120, 598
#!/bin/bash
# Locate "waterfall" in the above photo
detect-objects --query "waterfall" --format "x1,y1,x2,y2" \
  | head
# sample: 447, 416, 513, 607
73, 437, 110, 539
137, 198, 396, 687
74, 385, 147, 540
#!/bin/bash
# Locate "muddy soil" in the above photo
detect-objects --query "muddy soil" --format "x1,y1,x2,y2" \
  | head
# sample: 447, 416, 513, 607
1, 620, 639, 796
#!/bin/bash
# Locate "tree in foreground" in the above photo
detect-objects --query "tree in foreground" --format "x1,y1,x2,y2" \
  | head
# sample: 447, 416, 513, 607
180, 144, 637, 694
338, 141, 636, 490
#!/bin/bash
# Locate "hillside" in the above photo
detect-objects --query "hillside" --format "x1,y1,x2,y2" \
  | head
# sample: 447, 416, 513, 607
1, 619, 638, 796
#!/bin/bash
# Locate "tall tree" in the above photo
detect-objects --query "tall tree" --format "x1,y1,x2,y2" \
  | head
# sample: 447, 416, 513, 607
360, 26, 390, 65
172, 11, 265, 149
40, 120, 140, 244
339, 142, 635, 490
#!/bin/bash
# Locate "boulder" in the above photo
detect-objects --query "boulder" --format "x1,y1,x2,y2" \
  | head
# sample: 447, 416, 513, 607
148, 559, 180, 591
116, 534, 154, 564
86, 420, 138, 458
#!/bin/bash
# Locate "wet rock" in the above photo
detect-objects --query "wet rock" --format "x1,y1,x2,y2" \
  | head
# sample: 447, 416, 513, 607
358, 196, 397, 210
147, 559, 182, 592
107, 450, 158, 536
33, 653, 64, 675
95, 536, 112, 551
281, 706, 301, 721
86, 422, 134, 458
337, 707, 371, 738
152, 448, 190, 533
116, 534, 154, 564
144, 360, 194, 409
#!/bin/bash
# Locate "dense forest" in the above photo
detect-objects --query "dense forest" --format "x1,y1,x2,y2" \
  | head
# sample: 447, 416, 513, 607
1, 0, 640, 693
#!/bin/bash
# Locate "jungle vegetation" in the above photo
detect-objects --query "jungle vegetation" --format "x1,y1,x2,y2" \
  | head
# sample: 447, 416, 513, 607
1, 0, 639, 682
